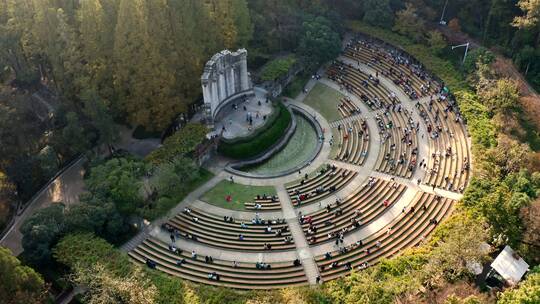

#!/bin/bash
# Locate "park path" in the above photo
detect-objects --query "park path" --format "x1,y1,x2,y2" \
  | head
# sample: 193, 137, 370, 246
0, 158, 86, 255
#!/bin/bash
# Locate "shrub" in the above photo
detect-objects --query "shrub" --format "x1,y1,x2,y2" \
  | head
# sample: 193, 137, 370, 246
146, 123, 208, 165
260, 56, 297, 81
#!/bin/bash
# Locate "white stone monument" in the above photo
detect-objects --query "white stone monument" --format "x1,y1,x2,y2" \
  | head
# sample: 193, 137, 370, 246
201, 49, 254, 125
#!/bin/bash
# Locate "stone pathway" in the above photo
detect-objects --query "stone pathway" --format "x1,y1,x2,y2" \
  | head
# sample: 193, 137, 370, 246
276, 185, 319, 284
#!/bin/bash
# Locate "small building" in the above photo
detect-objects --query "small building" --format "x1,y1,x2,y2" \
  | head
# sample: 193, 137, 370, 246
486, 245, 529, 288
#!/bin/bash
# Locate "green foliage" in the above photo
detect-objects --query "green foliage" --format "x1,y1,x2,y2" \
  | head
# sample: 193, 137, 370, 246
21, 204, 66, 265
62, 111, 91, 155
218, 102, 292, 159
146, 123, 208, 165
140, 167, 213, 220
427, 31, 447, 55
55, 234, 185, 304
298, 16, 342, 68
260, 56, 297, 81
498, 266, 540, 304
453, 91, 497, 149
0, 246, 47, 304
392, 3, 426, 42
362, 0, 394, 29
85, 157, 148, 215
282, 72, 311, 98
463, 48, 495, 75
478, 78, 520, 115
54, 233, 132, 276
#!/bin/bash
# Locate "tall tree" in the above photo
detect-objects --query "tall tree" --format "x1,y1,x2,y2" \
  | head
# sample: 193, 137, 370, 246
363, 0, 394, 29
113, 0, 180, 131
0, 247, 48, 304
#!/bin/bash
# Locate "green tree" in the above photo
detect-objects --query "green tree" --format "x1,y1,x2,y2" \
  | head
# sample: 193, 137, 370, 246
80, 89, 118, 151
73, 263, 157, 304
427, 30, 447, 55
513, 0, 540, 29
113, 0, 180, 131
61, 112, 90, 155
148, 157, 199, 196
20, 204, 66, 265
0, 246, 48, 304
498, 266, 540, 304
85, 157, 147, 215
362, 0, 394, 29
297, 16, 341, 69
392, 3, 425, 42
478, 78, 520, 114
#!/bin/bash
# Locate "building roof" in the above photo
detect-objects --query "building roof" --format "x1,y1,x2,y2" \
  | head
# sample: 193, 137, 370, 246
491, 245, 529, 285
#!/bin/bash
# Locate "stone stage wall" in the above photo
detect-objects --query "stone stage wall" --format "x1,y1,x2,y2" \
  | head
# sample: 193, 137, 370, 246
201, 49, 254, 124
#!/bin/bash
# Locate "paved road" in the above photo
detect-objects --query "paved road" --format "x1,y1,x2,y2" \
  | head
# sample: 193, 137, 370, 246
0, 158, 86, 255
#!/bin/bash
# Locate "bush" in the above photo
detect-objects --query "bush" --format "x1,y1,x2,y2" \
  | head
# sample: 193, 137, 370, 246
282, 72, 311, 99
132, 125, 162, 140
218, 102, 292, 159
146, 123, 208, 165
260, 56, 297, 81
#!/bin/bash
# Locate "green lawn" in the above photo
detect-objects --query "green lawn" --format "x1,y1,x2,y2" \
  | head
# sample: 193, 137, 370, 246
283, 73, 311, 99
200, 180, 277, 211
302, 83, 344, 122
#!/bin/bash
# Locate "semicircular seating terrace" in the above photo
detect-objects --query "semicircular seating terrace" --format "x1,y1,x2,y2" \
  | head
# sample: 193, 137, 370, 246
127, 35, 473, 290
301, 178, 406, 246
165, 207, 295, 251
316, 192, 455, 281
129, 236, 308, 289
286, 164, 358, 207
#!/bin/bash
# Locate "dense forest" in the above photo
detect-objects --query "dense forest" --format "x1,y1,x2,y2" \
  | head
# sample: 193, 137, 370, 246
1, 0, 540, 303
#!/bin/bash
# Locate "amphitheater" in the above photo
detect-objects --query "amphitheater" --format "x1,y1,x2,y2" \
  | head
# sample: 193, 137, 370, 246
126, 35, 472, 289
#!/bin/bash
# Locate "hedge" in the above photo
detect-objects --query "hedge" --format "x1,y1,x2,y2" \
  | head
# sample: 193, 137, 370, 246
217, 102, 292, 159
260, 55, 297, 81
146, 123, 208, 165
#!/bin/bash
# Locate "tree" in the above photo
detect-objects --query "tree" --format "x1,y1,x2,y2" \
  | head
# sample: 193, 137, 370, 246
146, 123, 208, 165
61, 112, 90, 155
297, 16, 341, 69
80, 89, 118, 151
477, 78, 520, 114
513, 0, 540, 29
448, 18, 461, 32
423, 214, 489, 287
73, 264, 157, 304
362, 0, 394, 29
498, 266, 540, 304
0, 246, 48, 304
393, 3, 425, 42
20, 204, 66, 265
85, 157, 147, 215
480, 135, 532, 179
427, 30, 447, 55
520, 198, 540, 262
148, 157, 199, 196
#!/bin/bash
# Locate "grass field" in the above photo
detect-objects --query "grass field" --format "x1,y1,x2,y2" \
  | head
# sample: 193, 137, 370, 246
200, 180, 277, 211
302, 83, 344, 122
283, 73, 311, 99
